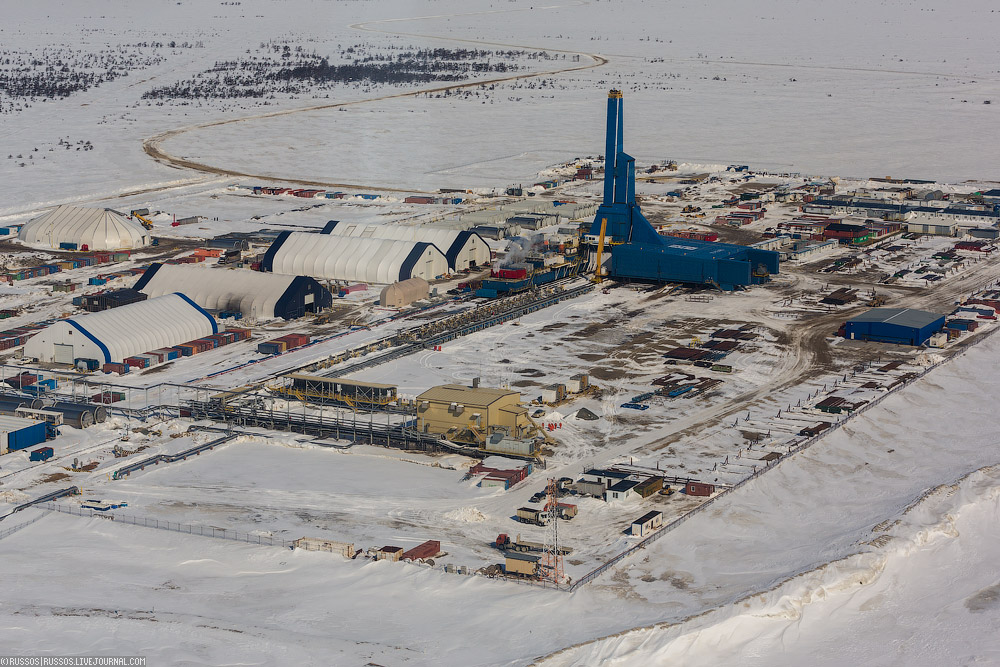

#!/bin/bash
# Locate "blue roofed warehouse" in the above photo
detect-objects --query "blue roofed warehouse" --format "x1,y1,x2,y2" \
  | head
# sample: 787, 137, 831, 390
844, 308, 945, 346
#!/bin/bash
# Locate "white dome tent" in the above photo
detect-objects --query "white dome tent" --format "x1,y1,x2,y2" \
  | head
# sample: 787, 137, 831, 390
18, 205, 150, 251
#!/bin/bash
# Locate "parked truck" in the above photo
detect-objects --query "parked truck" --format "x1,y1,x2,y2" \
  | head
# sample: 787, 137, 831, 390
544, 501, 578, 520
515, 506, 552, 526
495, 533, 572, 555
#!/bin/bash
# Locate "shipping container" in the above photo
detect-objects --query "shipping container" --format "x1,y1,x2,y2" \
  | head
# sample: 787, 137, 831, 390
2, 417, 48, 451
29, 446, 54, 461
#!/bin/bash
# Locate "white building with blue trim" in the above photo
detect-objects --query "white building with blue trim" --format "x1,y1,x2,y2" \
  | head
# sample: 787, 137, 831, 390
23, 293, 217, 364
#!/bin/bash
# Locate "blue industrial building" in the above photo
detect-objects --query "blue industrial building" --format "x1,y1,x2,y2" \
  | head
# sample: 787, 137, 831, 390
0, 415, 48, 454
844, 308, 945, 346
587, 91, 779, 290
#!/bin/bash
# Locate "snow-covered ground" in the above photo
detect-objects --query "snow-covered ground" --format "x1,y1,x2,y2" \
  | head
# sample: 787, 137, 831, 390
3, 0, 1000, 663
2, 291, 999, 665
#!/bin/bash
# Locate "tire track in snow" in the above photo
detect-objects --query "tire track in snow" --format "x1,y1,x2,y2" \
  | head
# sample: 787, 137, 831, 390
141, 3, 608, 192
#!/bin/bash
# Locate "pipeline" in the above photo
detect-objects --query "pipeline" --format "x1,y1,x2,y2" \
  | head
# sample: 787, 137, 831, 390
111, 433, 238, 480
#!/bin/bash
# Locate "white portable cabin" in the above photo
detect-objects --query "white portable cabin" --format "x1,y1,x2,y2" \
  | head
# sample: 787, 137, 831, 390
631, 510, 664, 537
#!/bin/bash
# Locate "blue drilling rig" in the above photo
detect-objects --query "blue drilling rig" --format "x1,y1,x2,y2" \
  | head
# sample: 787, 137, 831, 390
586, 90, 779, 290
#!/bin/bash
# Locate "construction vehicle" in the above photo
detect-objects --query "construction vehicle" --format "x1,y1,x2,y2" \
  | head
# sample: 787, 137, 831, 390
131, 211, 154, 230
681, 205, 703, 214
515, 506, 552, 526
495, 533, 572, 555
868, 290, 887, 307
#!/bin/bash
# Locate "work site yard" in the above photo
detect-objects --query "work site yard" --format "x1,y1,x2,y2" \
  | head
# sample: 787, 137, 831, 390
2, 0, 999, 663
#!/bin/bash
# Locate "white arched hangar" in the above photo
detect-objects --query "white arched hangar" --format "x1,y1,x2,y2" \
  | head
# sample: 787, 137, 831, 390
23, 294, 217, 364
320, 221, 490, 272
260, 232, 448, 284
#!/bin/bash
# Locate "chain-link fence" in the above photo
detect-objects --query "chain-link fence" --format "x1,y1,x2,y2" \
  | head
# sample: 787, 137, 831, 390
41, 502, 293, 548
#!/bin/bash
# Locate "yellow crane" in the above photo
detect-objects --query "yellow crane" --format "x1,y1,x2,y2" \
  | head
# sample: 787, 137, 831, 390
592, 216, 608, 283
132, 212, 154, 230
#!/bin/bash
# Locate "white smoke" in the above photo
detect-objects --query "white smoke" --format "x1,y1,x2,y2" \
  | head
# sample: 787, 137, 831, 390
499, 234, 543, 267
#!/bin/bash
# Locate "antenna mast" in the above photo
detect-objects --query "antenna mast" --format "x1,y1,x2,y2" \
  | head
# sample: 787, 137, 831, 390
541, 477, 565, 585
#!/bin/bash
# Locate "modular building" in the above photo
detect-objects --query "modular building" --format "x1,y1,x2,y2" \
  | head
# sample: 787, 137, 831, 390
23, 293, 217, 364
0, 415, 47, 454
845, 308, 946, 346
134, 263, 332, 320
631, 510, 664, 537
540, 383, 566, 404
320, 221, 490, 272
375, 546, 403, 562
907, 221, 959, 237
293, 537, 355, 559
504, 552, 540, 577
261, 232, 448, 284
415, 383, 532, 445
607, 479, 639, 503
581, 468, 632, 489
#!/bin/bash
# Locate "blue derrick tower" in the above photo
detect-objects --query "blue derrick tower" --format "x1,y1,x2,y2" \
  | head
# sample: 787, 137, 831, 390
587, 90, 779, 290
588, 90, 661, 245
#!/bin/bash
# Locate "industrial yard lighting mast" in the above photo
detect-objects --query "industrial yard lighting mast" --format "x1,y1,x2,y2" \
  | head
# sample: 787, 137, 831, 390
541, 477, 565, 585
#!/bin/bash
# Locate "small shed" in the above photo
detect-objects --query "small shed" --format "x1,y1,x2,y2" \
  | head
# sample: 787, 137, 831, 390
540, 383, 566, 404
567, 373, 589, 394
380, 277, 430, 308
631, 510, 664, 537
376, 546, 404, 562
504, 552, 540, 577
685, 481, 715, 497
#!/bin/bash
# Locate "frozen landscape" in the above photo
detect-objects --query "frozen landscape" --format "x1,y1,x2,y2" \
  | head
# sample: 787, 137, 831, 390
1, 0, 999, 665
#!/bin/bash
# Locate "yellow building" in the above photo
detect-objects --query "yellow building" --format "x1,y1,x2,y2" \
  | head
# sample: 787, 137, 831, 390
415, 383, 532, 446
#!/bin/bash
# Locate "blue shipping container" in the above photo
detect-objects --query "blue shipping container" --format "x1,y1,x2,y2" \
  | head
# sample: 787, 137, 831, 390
30, 446, 54, 461
6, 421, 48, 451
